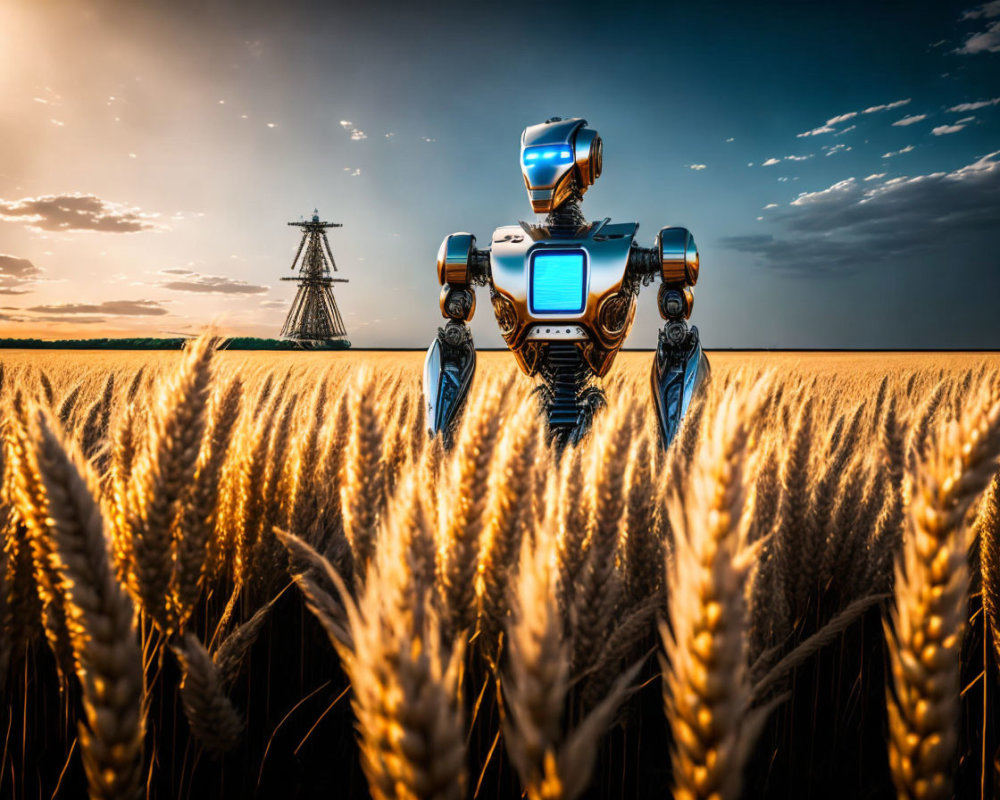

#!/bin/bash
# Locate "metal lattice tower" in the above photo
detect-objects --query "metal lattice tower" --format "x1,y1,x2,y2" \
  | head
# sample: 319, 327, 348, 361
280, 210, 350, 344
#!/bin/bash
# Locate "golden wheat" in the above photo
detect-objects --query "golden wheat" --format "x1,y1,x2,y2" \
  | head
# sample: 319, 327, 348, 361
0, 343, 998, 799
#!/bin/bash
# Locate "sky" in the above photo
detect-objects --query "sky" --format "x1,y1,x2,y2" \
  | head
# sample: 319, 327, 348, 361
0, 0, 998, 348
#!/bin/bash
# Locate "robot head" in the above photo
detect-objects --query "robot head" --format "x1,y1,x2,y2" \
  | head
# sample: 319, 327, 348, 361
520, 117, 602, 214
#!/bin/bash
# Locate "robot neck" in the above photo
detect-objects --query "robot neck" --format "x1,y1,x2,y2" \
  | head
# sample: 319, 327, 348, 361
545, 190, 587, 236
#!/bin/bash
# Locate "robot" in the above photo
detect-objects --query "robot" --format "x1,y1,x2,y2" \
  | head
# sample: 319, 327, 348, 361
423, 117, 708, 448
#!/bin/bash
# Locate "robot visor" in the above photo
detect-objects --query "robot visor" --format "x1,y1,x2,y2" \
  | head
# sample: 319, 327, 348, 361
522, 145, 574, 164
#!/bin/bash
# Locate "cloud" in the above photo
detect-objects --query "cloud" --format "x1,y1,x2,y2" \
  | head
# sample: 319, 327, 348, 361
864, 173, 886, 181
0, 254, 43, 294
826, 112, 858, 126
761, 157, 780, 166
932, 123, 968, 135
824, 143, 852, 156
0, 194, 160, 233
834, 124, 856, 136
157, 268, 268, 295
686, 163, 707, 170
385, 132, 395, 139
958, 3, 1000, 53
26, 300, 168, 316
259, 299, 287, 310
720, 150, 1000, 275
797, 124, 835, 138
882, 144, 915, 158
961, 1, 1000, 19
343, 167, 362, 176
422, 136, 436, 143
892, 114, 927, 126
350, 129, 367, 140
948, 97, 1000, 111
862, 98, 911, 114
784, 154, 813, 162
798, 100, 913, 137
763, 203, 778, 209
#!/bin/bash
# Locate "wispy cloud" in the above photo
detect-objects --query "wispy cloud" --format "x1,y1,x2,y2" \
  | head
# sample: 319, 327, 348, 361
797, 124, 835, 138
686, 163, 707, 171
798, 99, 911, 138
761, 157, 781, 166
157, 269, 268, 295
834, 124, 856, 137
892, 114, 927, 126
784, 154, 813, 162
339, 120, 366, 140
26, 300, 168, 316
343, 167, 362, 176
823, 143, 851, 156
0, 194, 161, 233
0, 254, 43, 295
932, 123, 968, 135
826, 112, 858, 126
947, 97, 1000, 111
882, 144, 915, 158
864, 173, 886, 181
862, 98, 911, 114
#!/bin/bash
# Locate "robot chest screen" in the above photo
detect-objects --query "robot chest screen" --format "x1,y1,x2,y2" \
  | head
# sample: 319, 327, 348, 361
528, 250, 587, 315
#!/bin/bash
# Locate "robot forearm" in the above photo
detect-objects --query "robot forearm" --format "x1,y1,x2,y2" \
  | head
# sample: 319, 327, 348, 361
423, 233, 487, 441
647, 227, 709, 447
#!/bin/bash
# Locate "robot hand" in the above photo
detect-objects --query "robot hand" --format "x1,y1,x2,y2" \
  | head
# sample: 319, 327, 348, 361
649, 228, 710, 447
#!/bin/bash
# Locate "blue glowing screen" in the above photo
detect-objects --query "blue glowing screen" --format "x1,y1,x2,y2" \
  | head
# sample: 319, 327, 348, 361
522, 145, 574, 166
530, 251, 586, 314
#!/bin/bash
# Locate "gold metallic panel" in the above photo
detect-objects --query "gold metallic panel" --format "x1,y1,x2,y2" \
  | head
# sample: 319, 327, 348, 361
683, 286, 695, 318
489, 223, 637, 378
436, 233, 475, 286
658, 227, 699, 286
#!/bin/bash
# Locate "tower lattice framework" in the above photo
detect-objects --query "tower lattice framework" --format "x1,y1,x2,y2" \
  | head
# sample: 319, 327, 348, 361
280, 211, 349, 343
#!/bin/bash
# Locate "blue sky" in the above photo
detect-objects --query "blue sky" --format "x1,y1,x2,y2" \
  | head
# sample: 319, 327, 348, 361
0, 0, 997, 347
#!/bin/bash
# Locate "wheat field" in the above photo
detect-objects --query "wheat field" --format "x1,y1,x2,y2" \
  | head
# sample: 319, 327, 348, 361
1, 341, 999, 799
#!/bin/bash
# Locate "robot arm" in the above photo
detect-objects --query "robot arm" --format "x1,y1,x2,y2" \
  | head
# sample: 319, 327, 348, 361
629, 227, 709, 447
423, 233, 490, 441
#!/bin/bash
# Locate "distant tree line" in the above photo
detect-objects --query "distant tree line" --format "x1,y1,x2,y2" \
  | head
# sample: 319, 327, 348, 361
0, 337, 351, 351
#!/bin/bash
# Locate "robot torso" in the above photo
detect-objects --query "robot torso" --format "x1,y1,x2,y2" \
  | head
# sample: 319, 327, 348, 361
489, 219, 638, 378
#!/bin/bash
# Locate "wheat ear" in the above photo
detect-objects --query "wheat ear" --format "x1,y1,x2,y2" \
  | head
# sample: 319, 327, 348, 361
173, 633, 243, 755
29, 408, 145, 800
127, 334, 214, 632
661, 378, 769, 800
978, 474, 1000, 663
886, 381, 1000, 800
503, 529, 639, 800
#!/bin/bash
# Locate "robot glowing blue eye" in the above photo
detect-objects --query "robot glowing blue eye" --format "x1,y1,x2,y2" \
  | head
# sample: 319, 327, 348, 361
522, 146, 575, 166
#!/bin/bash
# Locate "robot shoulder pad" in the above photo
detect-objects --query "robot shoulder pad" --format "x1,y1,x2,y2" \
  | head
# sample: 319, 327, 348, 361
437, 232, 478, 286
656, 226, 699, 286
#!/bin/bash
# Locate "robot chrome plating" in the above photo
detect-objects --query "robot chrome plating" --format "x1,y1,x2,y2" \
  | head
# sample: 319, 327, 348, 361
423, 117, 709, 448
